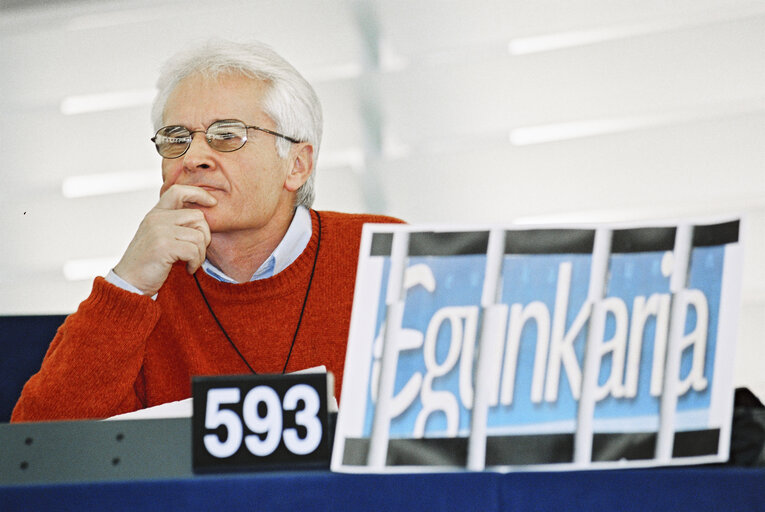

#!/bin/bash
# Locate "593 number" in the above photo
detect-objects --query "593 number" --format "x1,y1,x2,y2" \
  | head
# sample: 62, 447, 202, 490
204, 384, 322, 458
192, 374, 330, 472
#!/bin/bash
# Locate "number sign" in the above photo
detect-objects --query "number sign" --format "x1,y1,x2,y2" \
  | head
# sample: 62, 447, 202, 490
192, 373, 331, 472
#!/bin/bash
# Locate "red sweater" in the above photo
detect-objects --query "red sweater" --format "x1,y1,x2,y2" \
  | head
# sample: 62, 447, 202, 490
12, 210, 401, 422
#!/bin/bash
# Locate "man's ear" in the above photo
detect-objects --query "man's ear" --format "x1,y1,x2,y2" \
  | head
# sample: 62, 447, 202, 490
284, 143, 314, 192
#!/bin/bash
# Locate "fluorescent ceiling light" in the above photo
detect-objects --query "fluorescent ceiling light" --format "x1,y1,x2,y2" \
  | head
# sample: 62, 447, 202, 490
62, 170, 161, 198
65, 4, 187, 31
513, 211, 631, 226
61, 88, 157, 115
506, 25, 625, 57
508, 26, 642, 55
509, 118, 656, 146
318, 148, 366, 172
508, 6, 765, 55
308, 63, 363, 83
63, 257, 118, 281
513, 197, 763, 227
508, 99, 765, 146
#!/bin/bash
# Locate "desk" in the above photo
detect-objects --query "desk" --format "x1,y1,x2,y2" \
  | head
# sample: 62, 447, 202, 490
1, 416, 762, 511
2, 467, 764, 512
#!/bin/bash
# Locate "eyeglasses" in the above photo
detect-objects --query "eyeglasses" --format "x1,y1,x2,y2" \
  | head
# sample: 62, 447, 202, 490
151, 119, 302, 159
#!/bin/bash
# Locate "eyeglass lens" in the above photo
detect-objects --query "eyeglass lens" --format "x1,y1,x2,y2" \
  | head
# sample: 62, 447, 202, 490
153, 120, 249, 158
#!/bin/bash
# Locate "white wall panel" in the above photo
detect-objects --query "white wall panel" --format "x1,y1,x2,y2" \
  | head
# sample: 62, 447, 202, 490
380, 15, 765, 145
379, 114, 765, 222
2, 190, 156, 277
1, 0, 763, 399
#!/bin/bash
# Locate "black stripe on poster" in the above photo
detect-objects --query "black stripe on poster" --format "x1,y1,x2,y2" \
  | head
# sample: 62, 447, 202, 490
693, 220, 740, 247
370, 233, 394, 256
342, 429, 720, 467
504, 229, 596, 254
485, 434, 574, 465
342, 434, 574, 466
672, 429, 720, 458
592, 432, 657, 461
611, 227, 676, 253
408, 231, 490, 256
591, 429, 720, 460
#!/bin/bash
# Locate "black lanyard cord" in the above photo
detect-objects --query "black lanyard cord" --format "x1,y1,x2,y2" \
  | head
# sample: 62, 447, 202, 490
193, 210, 322, 374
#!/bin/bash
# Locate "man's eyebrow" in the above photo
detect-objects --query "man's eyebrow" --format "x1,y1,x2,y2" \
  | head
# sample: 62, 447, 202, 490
157, 123, 198, 133
163, 119, 243, 130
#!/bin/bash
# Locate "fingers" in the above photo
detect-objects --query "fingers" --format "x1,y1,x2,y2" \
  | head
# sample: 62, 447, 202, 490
156, 185, 215, 248
165, 236, 206, 276
173, 225, 208, 274
157, 184, 218, 210
113, 187, 215, 295
159, 207, 212, 248
140, 210, 210, 270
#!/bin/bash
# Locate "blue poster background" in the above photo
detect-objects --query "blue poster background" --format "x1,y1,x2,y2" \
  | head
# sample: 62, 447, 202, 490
361, 246, 724, 438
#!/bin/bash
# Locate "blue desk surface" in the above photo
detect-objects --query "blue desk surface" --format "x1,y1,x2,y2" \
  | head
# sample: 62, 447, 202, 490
2, 467, 763, 512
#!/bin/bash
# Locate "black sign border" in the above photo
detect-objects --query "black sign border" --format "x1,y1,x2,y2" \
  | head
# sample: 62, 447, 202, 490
192, 373, 331, 474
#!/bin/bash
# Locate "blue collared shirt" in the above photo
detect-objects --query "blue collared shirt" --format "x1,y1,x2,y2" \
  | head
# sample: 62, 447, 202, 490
107, 206, 313, 294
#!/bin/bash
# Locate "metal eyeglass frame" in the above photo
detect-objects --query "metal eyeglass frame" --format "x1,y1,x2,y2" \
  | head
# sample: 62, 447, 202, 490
151, 119, 303, 159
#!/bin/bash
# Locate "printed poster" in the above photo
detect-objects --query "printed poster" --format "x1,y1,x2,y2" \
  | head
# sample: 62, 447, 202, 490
331, 219, 743, 473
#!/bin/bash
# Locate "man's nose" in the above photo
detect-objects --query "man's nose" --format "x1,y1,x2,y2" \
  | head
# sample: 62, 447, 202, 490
182, 132, 214, 170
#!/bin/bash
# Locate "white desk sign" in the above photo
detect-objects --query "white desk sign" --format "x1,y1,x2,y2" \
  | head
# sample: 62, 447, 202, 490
331, 218, 743, 473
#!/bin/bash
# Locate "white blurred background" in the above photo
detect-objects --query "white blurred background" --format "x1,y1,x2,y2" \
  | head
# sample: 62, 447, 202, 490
1, 0, 763, 398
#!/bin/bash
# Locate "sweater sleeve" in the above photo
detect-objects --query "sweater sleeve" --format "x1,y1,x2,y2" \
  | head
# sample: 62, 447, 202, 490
11, 277, 162, 422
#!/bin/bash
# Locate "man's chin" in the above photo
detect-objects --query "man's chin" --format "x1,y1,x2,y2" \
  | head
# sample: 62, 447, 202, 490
200, 213, 229, 234
182, 203, 217, 226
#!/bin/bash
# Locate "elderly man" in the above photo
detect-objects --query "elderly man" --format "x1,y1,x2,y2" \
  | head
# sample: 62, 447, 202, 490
12, 40, 401, 422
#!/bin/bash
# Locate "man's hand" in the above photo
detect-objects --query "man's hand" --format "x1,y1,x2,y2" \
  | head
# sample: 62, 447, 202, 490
113, 185, 217, 296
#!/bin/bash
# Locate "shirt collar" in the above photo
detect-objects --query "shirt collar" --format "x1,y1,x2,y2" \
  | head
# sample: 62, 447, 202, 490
202, 205, 313, 283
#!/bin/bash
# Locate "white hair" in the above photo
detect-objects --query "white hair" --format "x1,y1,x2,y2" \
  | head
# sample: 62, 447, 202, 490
151, 39, 322, 208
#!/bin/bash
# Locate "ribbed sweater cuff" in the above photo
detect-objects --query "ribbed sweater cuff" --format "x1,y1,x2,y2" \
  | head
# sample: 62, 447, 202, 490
80, 277, 162, 332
